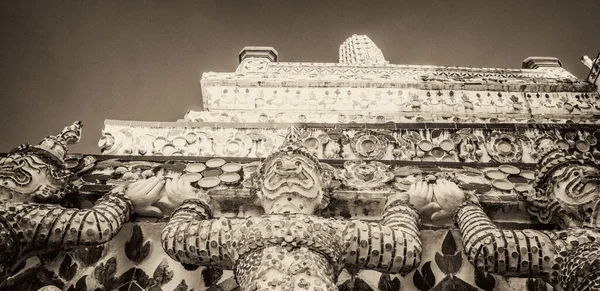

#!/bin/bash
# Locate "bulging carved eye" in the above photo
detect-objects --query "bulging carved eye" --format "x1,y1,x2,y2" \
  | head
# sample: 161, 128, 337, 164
573, 171, 581, 176
295, 161, 301, 167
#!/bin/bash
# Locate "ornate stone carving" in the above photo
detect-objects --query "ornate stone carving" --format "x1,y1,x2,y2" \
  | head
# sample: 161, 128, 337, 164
453, 146, 600, 291
336, 160, 394, 190
0, 122, 134, 285
346, 131, 391, 160
485, 131, 523, 163
161, 127, 423, 290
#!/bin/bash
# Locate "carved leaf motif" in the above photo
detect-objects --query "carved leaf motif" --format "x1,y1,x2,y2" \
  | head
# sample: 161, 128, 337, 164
59, 254, 77, 281
413, 262, 436, 291
431, 276, 478, 291
72, 245, 105, 266
125, 225, 151, 263
202, 266, 224, 287
378, 274, 401, 291
435, 252, 463, 275
116, 267, 151, 289
151, 259, 174, 287
94, 257, 118, 287
173, 280, 190, 291
474, 268, 496, 290
354, 277, 374, 291
441, 231, 457, 255
181, 263, 200, 271
66, 276, 87, 291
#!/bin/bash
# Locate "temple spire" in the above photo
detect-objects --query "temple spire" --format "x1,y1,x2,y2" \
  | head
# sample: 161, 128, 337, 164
339, 34, 388, 65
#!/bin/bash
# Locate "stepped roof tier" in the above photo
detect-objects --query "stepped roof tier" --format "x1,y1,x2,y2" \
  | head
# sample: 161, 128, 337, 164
101, 35, 600, 159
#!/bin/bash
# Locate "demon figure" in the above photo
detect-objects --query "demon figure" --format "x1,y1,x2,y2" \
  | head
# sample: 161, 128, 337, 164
450, 148, 600, 290
0, 122, 158, 287
162, 128, 424, 291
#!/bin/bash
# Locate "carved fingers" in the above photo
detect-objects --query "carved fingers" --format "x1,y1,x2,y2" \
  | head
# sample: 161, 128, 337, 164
159, 173, 210, 215
406, 181, 440, 217
122, 176, 165, 217
431, 179, 467, 221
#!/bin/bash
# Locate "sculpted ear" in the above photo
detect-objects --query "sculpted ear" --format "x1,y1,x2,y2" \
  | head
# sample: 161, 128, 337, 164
242, 161, 262, 189
321, 163, 335, 188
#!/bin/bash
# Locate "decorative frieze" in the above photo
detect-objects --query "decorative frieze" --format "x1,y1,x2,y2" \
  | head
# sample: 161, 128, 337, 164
100, 122, 600, 165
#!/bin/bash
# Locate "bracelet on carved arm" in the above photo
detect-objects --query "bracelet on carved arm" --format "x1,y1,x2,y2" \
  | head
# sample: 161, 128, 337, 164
161, 198, 235, 269
455, 203, 556, 280
3, 191, 132, 260
342, 201, 421, 274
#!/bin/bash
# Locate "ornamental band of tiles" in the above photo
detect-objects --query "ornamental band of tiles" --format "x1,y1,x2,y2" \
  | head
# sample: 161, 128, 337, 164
1, 35, 600, 291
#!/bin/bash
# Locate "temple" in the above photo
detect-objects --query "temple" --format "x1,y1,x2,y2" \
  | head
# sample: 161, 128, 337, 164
1, 35, 599, 291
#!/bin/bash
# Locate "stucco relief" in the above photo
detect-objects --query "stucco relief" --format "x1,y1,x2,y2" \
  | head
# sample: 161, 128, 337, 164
0, 122, 136, 288
159, 128, 426, 291
452, 147, 600, 291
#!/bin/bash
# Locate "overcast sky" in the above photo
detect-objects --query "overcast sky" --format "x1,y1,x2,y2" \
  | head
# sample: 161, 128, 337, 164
1, 0, 598, 154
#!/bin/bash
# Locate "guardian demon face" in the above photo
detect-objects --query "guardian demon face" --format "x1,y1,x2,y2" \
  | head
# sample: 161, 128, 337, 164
0, 152, 69, 203
0, 121, 82, 203
251, 131, 333, 215
529, 150, 600, 227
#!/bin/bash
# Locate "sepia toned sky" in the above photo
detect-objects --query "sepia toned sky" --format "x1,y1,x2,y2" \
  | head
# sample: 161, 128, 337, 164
1, 0, 599, 153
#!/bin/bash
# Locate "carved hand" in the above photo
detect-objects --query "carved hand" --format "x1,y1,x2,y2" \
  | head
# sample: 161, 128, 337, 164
117, 176, 165, 217
430, 179, 467, 221
407, 180, 442, 217
158, 173, 210, 215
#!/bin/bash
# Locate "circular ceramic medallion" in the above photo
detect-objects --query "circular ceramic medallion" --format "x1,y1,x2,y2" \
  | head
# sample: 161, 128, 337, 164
421, 155, 436, 162
203, 168, 223, 177
185, 132, 198, 144
442, 155, 456, 162
197, 177, 220, 188
418, 140, 433, 152
153, 137, 167, 149
186, 163, 206, 173
431, 147, 445, 158
492, 179, 514, 191
575, 140, 590, 152
497, 141, 512, 154
499, 165, 520, 175
507, 174, 528, 184
304, 137, 319, 149
181, 173, 203, 183
440, 139, 455, 152
219, 172, 241, 184
485, 170, 506, 180
520, 170, 535, 180
222, 163, 242, 173
206, 158, 226, 168
172, 137, 187, 148
225, 142, 241, 154
162, 144, 176, 156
